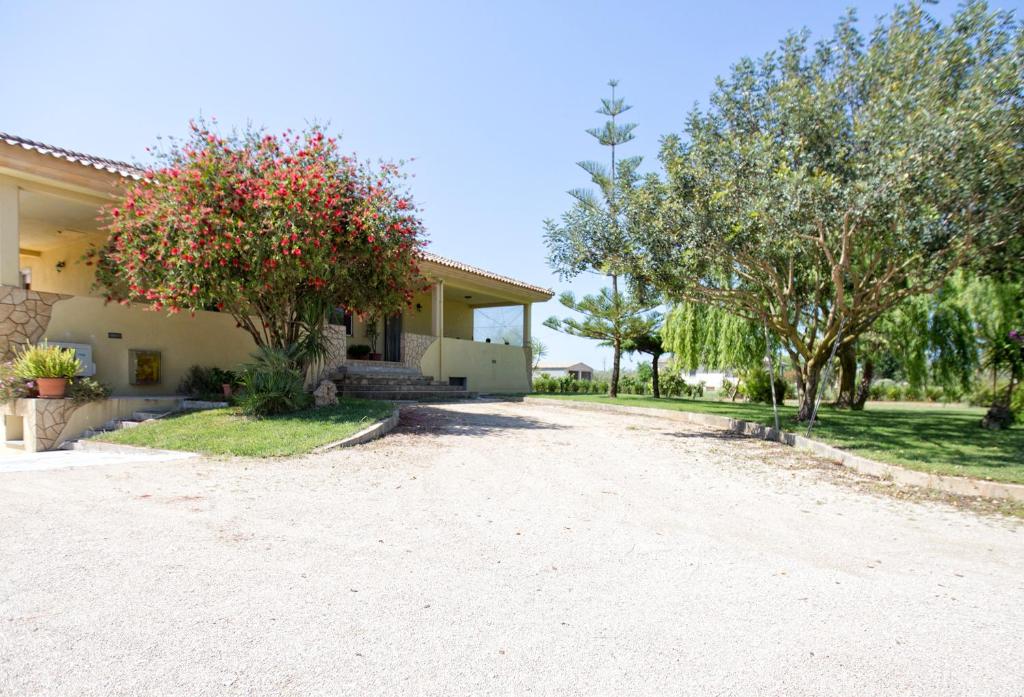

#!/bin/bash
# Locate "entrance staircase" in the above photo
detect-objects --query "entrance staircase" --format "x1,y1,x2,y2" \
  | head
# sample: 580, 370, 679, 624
332, 361, 475, 402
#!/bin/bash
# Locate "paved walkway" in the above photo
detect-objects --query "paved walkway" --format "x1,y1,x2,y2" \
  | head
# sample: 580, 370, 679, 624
1, 400, 1021, 696
0, 445, 191, 472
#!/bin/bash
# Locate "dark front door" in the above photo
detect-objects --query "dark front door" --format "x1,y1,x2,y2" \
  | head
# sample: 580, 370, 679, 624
384, 314, 402, 362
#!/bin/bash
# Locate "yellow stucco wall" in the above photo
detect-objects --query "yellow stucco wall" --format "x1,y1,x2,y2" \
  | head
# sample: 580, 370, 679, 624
443, 300, 474, 340
419, 338, 529, 393
44, 296, 257, 395
20, 238, 95, 296
402, 291, 433, 336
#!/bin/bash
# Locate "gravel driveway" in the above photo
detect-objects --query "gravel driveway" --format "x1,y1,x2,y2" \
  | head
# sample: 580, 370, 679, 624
1, 400, 1021, 696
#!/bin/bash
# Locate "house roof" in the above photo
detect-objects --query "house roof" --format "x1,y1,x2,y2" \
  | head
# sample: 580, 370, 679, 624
1, 130, 553, 300
0, 131, 143, 179
535, 362, 594, 372
421, 252, 552, 297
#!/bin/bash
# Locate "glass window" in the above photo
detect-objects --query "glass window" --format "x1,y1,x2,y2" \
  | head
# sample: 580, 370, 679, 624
129, 350, 161, 385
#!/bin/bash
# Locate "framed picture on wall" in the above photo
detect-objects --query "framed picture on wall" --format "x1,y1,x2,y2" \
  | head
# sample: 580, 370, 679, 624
129, 349, 161, 385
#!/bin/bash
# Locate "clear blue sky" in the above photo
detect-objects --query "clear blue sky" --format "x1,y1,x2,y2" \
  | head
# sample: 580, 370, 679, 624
3, 0, 1020, 371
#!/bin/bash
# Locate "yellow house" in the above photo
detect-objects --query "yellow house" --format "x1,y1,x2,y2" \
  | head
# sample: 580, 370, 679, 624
0, 132, 551, 449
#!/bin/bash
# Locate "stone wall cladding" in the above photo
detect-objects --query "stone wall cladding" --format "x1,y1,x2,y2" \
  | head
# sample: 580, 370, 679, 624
309, 325, 349, 384
0, 285, 72, 360
401, 332, 436, 370
1, 398, 78, 452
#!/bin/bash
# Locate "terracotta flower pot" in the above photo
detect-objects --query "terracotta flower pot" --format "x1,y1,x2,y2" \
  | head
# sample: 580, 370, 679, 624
36, 377, 68, 399
222, 384, 233, 398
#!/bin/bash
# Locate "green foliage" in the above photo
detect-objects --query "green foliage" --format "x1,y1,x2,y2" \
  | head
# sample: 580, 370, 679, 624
346, 344, 372, 359
544, 289, 658, 353
663, 302, 765, 372
13, 343, 82, 380
739, 368, 786, 405
532, 374, 608, 395
0, 361, 33, 402
658, 373, 688, 398
179, 365, 239, 399
544, 80, 640, 280
67, 378, 112, 405
92, 121, 427, 369
529, 338, 548, 369
632, 3, 1024, 419
238, 346, 311, 417
862, 274, 980, 395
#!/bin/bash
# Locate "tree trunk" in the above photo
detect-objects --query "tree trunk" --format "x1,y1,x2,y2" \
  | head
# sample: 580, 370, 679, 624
833, 342, 857, 408
852, 357, 874, 411
609, 273, 620, 399
651, 353, 660, 399
796, 362, 822, 422
610, 337, 621, 398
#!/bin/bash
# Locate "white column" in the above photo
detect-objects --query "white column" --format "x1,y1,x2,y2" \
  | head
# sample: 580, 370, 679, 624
522, 303, 531, 347
0, 182, 20, 287
431, 280, 444, 337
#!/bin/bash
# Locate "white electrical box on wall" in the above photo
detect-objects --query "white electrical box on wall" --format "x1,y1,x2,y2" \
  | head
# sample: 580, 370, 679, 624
48, 341, 96, 377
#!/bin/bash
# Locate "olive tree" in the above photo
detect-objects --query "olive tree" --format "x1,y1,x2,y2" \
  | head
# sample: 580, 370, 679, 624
632, 2, 1024, 420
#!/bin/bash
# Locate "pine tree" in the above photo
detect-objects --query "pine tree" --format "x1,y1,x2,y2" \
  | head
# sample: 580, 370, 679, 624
544, 80, 652, 397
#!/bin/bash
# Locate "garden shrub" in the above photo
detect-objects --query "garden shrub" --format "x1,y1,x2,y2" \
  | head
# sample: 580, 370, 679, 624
347, 344, 372, 360
179, 365, 239, 399
238, 346, 311, 417
531, 375, 610, 395
0, 361, 33, 402
659, 374, 688, 398
739, 368, 786, 404
67, 378, 112, 405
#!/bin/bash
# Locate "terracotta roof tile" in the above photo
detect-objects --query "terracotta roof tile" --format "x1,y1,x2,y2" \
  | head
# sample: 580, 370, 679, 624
1, 131, 552, 297
0, 132, 142, 179
421, 252, 552, 297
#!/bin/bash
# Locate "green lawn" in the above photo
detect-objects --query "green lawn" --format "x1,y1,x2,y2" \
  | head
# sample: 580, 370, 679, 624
96, 399, 395, 457
532, 394, 1024, 484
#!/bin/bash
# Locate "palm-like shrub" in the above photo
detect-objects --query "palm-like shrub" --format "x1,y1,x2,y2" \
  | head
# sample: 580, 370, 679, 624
237, 346, 311, 417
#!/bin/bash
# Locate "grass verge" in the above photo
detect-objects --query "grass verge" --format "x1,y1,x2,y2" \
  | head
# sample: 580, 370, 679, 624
95, 399, 395, 457
531, 394, 1024, 484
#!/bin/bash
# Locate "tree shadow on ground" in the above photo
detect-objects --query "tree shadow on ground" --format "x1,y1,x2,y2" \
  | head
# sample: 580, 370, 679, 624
397, 405, 566, 438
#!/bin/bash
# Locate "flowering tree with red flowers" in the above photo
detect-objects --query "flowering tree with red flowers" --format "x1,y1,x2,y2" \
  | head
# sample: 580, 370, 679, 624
91, 122, 427, 366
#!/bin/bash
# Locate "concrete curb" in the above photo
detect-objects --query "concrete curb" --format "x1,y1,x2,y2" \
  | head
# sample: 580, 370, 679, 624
311, 407, 401, 453
524, 397, 1024, 502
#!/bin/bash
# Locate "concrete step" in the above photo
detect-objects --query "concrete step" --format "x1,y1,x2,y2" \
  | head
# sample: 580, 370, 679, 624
340, 389, 477, 401
132, 410, 175, 421
335, 362, 421, 377
336, 382, 468, 392
336, 377, 436, 386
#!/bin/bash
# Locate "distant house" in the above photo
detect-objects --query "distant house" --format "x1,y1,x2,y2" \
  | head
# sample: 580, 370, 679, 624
658, 359, 736, 391
533, 362, 594, 381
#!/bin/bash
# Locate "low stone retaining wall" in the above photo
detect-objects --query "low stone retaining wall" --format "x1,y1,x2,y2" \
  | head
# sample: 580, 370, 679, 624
524, 397, 1024, 502
2, 396, 182, 452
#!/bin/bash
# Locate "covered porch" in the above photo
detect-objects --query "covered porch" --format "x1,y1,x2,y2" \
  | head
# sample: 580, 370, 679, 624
335, 255, 549, 393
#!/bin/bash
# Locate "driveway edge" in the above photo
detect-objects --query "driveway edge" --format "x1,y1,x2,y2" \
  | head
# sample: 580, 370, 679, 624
524, 397, 1024, 502
311, 407, 401, 453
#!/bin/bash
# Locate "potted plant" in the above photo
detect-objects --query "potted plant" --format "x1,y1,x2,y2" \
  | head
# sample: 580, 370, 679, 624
365, 315, 382, 360
13, 343, 82, 399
